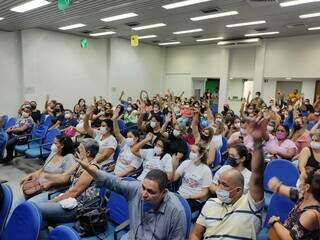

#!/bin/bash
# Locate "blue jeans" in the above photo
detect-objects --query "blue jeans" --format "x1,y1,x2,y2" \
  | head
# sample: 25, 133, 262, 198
30, 192, 77, 240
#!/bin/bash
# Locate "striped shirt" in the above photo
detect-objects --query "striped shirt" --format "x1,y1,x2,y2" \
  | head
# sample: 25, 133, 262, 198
196, 193, 264, 240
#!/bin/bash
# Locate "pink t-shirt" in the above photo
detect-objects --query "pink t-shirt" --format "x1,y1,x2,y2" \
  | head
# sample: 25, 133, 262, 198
291, 132, 311, 154
266, 138, 297, 159
228, 131, 254, 152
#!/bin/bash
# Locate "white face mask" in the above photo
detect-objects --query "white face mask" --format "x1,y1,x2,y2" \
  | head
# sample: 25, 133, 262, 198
154, 146, 162, 155
240, 128, 247, 135
51, 144, 58, 152
173, 129, 181, 137
79, 114, 85, 120
126, 138, 135, 146
267, 125, 274, 132
22, 112, 30, 118
234, 123, 241, 129
216, 188, 233, 204
127, 107, 132, 112
99, 127, 107, 134
189, 152, 198, 162
150, 121, 157, 129
65, 113, 71, 119
310, 141, 320, 150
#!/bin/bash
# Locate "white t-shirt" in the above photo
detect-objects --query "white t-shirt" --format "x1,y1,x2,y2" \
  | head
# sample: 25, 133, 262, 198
176, 160, 212, 201
114, 139, 143, 175
137, 149, 173, 181
213, 165, 252, 193
93, 130, 117, 165
210, 135, 223, 150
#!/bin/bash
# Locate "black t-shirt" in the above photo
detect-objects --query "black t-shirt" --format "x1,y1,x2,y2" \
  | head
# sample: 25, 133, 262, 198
168, 134, 189, 161
31, 110, 41, 124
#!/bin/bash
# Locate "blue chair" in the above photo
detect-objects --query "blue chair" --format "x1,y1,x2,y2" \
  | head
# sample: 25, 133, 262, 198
263, 159, 299, 208
4, 117, 16, 130
48, 225, 81, 240
15, 125, 48, 154
0, 184, 13, 237
113, 145, 121, 161
24, 128, 61, 159
1, 115, 8, 128
40, 114, 54, 127
210, 150, 222, 176
1, 202, 42, 240
257, 194, 295, 240
175, 193, 192, 239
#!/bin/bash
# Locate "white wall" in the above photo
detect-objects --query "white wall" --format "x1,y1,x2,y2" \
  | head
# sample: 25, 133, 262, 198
21, 29, 108, 110
229, 47, 255, 79
0, 31, 22, 116
108, 38, 164, 103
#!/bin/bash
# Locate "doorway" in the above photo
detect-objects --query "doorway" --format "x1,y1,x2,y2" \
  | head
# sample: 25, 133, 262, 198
276, 81, 302, 99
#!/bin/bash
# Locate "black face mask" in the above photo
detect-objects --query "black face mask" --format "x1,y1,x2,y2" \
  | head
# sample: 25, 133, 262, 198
293, 123, 302, 131
228, 157, 240, 167
201, 133, 210, 141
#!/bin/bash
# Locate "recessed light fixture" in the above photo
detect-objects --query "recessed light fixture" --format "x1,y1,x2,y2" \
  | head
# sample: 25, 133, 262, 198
226, 20, 266, 28
217, 38, 260, 45
196, 37, 224, 42
162, 0, 212, 9
173, 28, 203, 34
308, 26, 320, 30
299, 12, 320, 18
0, 17, 4, 21
59, 23, 86, 30
90, 31, 116, 37
245, 31, 279, 37
159, 41, 181, 46
190, 11, 239, 21
132, 23, 166, 31
280, 0, 320, 7
10, 0, 50, 13
138, 35, 157, 39
101, 13, 138, 22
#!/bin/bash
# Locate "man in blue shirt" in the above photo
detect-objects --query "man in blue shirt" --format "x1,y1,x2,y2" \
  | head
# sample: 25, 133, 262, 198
77, 157, 187, 240
0, 116, 8, 161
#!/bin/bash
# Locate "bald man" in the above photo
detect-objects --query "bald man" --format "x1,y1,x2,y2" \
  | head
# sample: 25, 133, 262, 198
190, 120, 266, 240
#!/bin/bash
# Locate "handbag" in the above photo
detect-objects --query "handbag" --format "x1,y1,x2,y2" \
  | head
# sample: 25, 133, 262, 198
21, 179, 44, 199
74, 196, 108, 238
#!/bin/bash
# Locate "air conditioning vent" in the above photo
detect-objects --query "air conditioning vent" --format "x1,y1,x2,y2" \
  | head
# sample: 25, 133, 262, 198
126, 22, 140, 27
254, 27, 268, 32
217, 38, 262, 48
200, 7, 220, 14
246, 0, 278, 7
286, 23, 306, 28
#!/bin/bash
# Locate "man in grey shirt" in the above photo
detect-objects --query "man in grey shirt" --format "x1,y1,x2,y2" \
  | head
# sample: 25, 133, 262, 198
76, 157, 187, 240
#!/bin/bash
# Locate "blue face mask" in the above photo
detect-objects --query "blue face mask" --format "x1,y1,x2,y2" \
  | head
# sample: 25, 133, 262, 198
216, 189, 232, 204
142, 202, 157, 212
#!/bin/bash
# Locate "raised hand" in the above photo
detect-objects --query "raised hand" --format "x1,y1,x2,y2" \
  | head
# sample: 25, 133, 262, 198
145, 132, 155, 142
112, 108, 120, 120
246, 117, 268, 141
165, 113, 172, 123
86, 105, 95, 115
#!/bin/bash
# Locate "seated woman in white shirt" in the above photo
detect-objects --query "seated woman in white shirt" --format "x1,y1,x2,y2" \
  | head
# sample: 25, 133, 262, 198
132, 133, 173, 181
83, 106, 117, 165
172, 144, 213, 212
210, 144, 252, 194
112, 108, 142, 177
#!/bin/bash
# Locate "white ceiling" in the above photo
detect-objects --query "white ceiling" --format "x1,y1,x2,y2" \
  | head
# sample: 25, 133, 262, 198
1, 0, 320, 46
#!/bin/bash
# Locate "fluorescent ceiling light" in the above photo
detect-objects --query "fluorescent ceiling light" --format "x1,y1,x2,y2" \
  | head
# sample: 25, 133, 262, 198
226, 20, 266, 28
173, 28, 203, 34
191, 11, 239, 21
101, 13, 138, 22
196, 37, 224, 42
280, 0, 320, 7
299, 12, 320, 18
132, 23, 166, 31
138, 35, 157, 39
245, 31, 279, 37
90, 31, 116, 37
59, 23, 86, 30
10, 0, 50, 13
0, 17, 4, 21
217, 38, 260, 45
159, 42, 181, 46
162, 0, 212, 9
308, 26, 320, 30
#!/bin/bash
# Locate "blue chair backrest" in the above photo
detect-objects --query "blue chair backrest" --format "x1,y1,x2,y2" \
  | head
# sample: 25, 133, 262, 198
212, 150, 221, 168
175, 193, 191, 239
1, 115, 8, 128
264, 194, 295, 228
4, 117, 16, 130
33, 125, 48, 140
113, 145, 121, 161
0, 184, 13, 236
220, 137, 228, 154
48, 225, 81, 240
263, 159, 299, 193
43, 128, 61, 150
107, 177, 137, 225
1, 202, 42, 240
0, 132, 8, 160
40, 114, 54, 127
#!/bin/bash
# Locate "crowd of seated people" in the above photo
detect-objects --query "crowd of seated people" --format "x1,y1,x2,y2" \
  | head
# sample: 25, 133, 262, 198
0, 88, 319, 240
